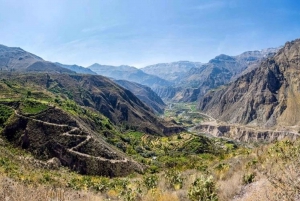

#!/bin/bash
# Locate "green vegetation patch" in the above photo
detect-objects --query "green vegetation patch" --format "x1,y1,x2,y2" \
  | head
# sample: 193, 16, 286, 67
0, 104, 13, 127
179, 136, 215, 154
20, 100, 49, 115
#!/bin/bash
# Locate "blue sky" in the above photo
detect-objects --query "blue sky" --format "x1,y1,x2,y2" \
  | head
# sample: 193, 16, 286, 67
0, 0, 300, 67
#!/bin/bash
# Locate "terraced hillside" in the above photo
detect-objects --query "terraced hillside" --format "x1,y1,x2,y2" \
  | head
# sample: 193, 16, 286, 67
0, 72, 183, 177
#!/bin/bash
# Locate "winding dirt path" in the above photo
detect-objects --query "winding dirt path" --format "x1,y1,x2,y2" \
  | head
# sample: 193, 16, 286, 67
13, 108, 132, 164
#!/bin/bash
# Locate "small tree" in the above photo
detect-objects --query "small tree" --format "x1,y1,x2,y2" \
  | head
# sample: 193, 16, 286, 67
27, 91, 32, 98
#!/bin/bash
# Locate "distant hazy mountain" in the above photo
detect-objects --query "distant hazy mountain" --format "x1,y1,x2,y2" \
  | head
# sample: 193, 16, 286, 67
0, 44, 74, 74
88, 63, 171, 88
153, 48, 279, 102
115, 80, 166, 114
56, 62, 97, 75
141, 61, 203, 81
198, 39, 300, 128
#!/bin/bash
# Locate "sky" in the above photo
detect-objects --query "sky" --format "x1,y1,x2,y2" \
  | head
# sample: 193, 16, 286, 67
0, 0, 300, 68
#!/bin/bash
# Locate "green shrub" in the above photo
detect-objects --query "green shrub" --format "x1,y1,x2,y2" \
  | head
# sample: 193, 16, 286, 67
0, 104, 13, 126
143, 174, 158, 190
148, 165, 159, 174
243, 173, 255, 184
188, 175, 218, 201
164, 169, 184, 190
20, 100, 48, 114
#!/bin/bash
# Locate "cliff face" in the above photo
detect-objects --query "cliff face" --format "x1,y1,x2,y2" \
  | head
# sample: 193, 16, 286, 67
198, 39, 300, 128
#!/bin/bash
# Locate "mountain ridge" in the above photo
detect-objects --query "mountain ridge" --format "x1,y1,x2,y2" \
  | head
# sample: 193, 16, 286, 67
0, 44, 75, 74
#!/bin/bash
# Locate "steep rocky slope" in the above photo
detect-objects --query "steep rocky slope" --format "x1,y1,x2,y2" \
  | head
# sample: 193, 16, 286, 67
198, 39, 300, 128
88, 63, 171, 88
114, 80, 166, 114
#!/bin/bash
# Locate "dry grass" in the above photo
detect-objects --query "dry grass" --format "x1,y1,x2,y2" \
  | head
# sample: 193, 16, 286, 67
142, 189, 180, 201
232, 178, 278, 201
218, 171, 243, 201
0, 175, 106, 201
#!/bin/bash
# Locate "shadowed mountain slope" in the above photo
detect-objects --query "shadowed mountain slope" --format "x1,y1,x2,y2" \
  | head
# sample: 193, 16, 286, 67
115, 80, 166, 114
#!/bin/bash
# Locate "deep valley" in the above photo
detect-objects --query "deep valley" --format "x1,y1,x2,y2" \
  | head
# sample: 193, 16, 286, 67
1, 38, 300, 201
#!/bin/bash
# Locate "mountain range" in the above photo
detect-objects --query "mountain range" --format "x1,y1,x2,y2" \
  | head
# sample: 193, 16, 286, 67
82, 48, 278, 103
144, 48, 278, 102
